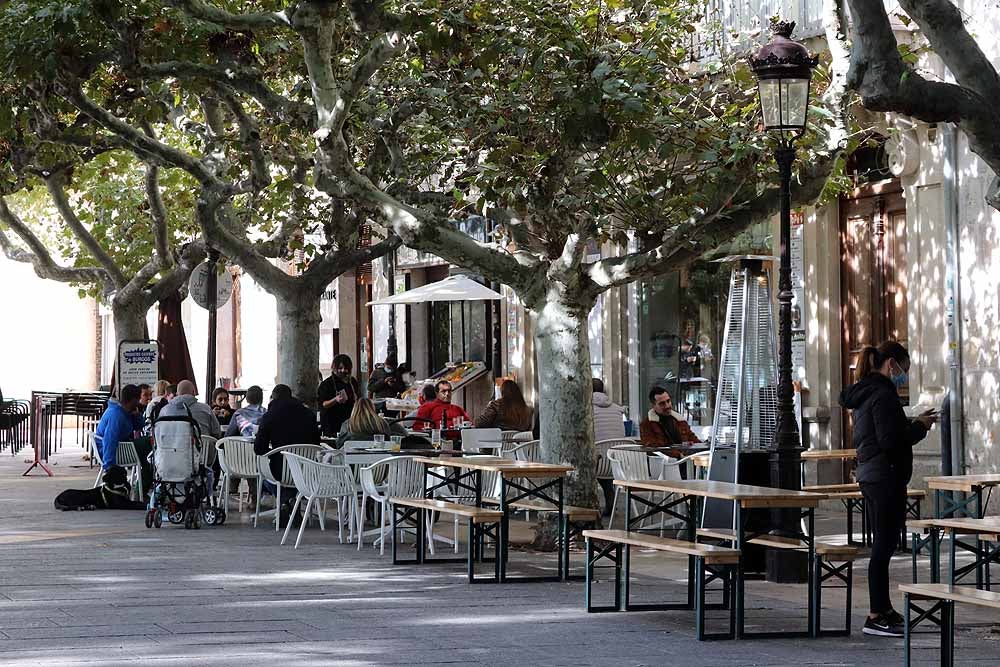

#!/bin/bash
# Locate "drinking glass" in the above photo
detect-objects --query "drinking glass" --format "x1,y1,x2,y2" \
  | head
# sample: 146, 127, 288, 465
390, 435, 402, 452
431, 429, 442, 450
373, 434, 385, 448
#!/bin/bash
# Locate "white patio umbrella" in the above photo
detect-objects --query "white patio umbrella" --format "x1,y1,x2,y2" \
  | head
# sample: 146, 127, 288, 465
367, 274, 502, 305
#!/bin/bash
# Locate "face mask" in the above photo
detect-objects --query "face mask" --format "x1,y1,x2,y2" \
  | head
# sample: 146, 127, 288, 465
890, 363, 908, 388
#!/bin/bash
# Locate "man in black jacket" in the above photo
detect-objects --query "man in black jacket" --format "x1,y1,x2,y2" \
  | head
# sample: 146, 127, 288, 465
254, 384, 321, 488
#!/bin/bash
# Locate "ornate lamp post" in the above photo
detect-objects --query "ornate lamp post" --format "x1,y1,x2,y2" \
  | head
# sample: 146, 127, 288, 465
749, 21, 818, 583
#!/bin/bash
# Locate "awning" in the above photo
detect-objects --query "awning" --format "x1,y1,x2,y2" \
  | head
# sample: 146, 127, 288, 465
367, 274, 502, 305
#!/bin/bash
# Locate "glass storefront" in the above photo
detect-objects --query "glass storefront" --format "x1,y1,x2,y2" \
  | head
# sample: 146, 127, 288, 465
638, 263, 730, 428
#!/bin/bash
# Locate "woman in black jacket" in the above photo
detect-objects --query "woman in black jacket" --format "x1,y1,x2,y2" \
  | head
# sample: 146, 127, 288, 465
839, 341, 937, 637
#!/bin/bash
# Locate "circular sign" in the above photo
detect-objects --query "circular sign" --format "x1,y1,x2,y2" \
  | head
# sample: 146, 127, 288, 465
189, 261, 233, 310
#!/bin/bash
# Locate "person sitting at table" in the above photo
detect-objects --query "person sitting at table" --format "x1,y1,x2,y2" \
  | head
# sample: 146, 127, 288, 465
95, 384, 153, 495
225, 385, 266, 438
138, 383, 153, 412
639, 386, 701, 459
475, 379, 533, 432
144, 380, 169, 425
592, 378, 625, 442
404, 384, 439, 421
160, 380, 222, 439
211, 387, 234, 425
414, 380, 470, 430
336, 398, 406, 447
254, 384, 320, 526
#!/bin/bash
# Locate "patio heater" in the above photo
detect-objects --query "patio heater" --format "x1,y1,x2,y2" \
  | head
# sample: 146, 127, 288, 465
703, 257, 779, 531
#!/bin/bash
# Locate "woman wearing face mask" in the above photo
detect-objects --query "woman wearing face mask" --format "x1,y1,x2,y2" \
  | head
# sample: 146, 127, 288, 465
839, 341, 938, 637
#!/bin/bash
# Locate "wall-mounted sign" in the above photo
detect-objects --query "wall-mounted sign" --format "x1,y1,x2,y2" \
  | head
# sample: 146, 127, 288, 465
189, 262, 233, 309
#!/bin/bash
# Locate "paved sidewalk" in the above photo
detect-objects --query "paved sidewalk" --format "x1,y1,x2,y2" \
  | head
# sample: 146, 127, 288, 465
1, 444, 998, 666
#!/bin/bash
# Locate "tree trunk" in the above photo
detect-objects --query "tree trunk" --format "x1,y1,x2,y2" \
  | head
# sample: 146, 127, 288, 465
276, 289, 322, 408
112, 302, 149, 350
530, 287, 599, 511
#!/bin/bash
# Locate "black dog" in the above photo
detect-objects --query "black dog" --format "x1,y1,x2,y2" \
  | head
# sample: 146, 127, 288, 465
54, 466, 147, 511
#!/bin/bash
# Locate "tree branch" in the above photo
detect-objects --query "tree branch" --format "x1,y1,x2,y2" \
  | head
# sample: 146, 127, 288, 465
898, 0, 1000, 101
0, 198, 112, 287
147, 239, 207, 303
322, 134, 535, 290
145, 164, 171, 265
168, 0, 292, 30
136, 60, 312, 126
45, 172, 128, 287
587, 156, 835, 291
845, 0, 1000, 183
61, 84, 222, 187
305, 233, 402, 287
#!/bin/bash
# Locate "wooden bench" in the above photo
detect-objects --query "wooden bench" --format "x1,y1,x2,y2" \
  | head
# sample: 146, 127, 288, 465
390, 498, 503, 583
483, 497, 601, 579
901, 583, 1000, 666
696, 528, 859, 636
583, 529, 740, 641
802, 484, 926, 546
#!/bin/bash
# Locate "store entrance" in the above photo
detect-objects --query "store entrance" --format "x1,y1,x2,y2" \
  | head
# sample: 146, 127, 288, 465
839, 174, 908, 449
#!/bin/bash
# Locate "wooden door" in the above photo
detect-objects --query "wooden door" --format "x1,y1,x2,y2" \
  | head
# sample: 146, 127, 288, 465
840, 180, 908, 450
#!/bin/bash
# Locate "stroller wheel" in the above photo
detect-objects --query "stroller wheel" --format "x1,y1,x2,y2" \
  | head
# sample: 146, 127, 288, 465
154, 511, 163, 528
184, 511, 194, 529
144, 510, 154, 529
203, 508, 218, 526
168, 510, 185, 524
215, 509, 226, 526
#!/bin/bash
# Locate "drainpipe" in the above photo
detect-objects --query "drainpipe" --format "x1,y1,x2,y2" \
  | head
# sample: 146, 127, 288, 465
942, 102, 966, 477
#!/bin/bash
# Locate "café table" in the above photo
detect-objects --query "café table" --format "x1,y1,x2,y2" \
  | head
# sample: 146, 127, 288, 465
925, 473, 1000, 519
411, 456, 574, 582
613, 478, 827, 639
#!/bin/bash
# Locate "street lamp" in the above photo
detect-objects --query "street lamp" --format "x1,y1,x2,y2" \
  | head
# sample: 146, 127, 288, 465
749, 20, 818, 583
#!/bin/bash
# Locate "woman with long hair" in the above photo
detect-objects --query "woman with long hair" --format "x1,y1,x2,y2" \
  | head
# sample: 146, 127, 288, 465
839, 341, 937, 637
475, 379, 533, 432
336, 398, 405, 446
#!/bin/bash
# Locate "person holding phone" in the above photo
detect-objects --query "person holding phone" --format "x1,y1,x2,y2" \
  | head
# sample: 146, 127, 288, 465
840, 341, 938, 637
318, 354, 360, 436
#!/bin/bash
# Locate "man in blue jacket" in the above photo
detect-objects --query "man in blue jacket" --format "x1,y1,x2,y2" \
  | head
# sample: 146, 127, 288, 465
95, 384, 142, 469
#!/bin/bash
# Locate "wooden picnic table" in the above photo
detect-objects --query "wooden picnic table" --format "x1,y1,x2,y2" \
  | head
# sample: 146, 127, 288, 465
613, 478, 827, 639
799, 448, 856, 461
925, 473, 1000, 518
411, 456, 574, 582
911, 516, 1000, 588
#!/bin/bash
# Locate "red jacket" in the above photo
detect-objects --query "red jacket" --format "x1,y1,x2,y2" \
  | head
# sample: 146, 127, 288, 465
414, 400, 470, 429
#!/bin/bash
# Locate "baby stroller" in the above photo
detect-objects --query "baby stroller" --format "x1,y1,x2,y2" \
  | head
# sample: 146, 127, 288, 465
145, 412, 226, 529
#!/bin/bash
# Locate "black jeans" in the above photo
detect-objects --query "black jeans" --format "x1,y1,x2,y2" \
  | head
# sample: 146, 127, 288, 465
860, 480, 907, 614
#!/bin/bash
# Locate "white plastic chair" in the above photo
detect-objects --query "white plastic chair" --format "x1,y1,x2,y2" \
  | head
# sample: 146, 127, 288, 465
200, 435, 218, 468
89, 432, 105, 487
255, 444, 326, 531
281, 453, 358, 548
460, 428, 502, 454
357, 455, 427, 555
91, 434, 142, 500
607, 447, 659, 530
595, 438, 641, 481
216, 437, 260, 513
